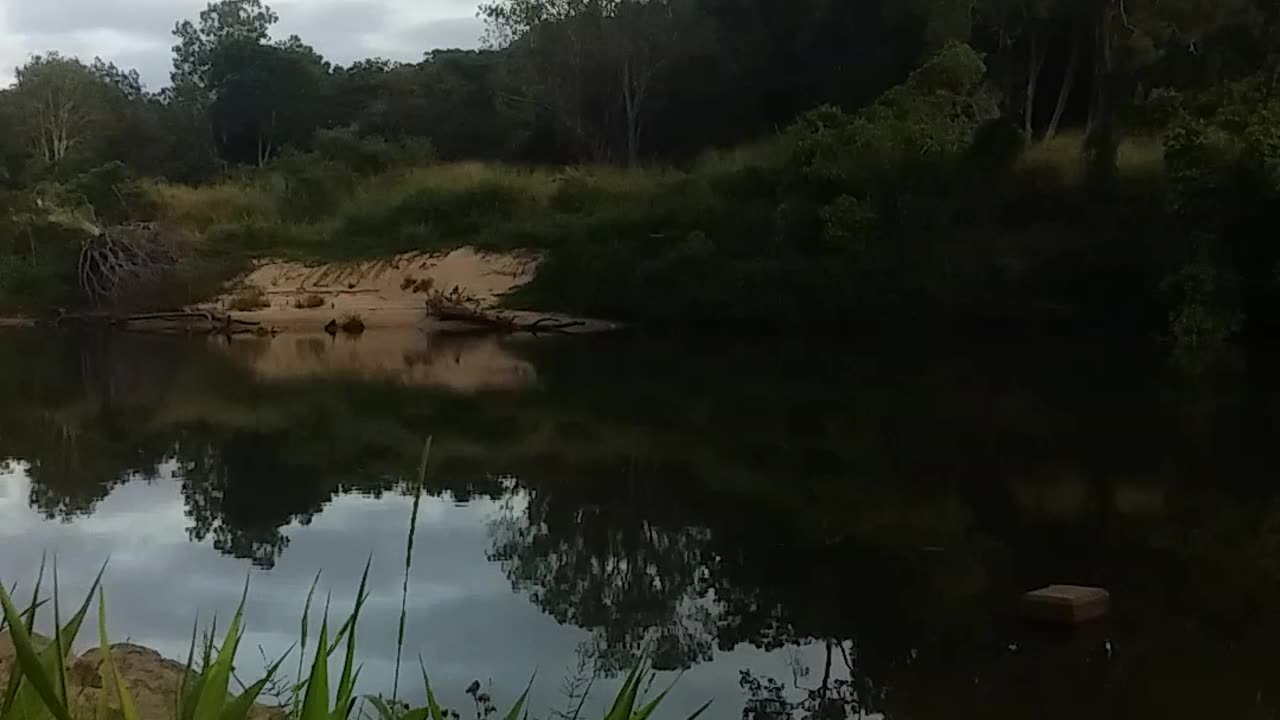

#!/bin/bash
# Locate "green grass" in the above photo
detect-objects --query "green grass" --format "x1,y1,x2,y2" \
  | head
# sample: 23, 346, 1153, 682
1017, 131, 1166, 186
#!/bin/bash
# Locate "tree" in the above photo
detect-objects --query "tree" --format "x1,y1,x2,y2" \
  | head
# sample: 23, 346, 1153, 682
481, 0, 703, 165
10, 55, 112, 170
207, 38, 328, 166
171, 0, 279, 91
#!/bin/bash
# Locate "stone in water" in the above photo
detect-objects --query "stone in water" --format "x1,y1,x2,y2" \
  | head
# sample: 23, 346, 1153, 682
1021, 585, 1110, 624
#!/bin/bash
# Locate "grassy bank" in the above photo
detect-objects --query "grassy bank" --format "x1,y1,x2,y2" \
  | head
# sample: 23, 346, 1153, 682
5, 43, 1278, 357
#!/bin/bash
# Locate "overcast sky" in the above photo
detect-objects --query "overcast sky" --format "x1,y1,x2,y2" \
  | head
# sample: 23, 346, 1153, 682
0, 0, 487, 89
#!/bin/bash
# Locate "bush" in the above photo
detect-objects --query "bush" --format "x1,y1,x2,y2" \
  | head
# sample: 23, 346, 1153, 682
295, 293, 327, 309
228, 286, 270, 311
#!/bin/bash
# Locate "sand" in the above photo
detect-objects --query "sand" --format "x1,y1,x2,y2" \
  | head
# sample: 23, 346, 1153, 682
206, 247, 543, 331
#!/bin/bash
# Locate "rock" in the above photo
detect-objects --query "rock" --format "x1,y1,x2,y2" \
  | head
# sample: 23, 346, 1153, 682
1021, 585, 1110, 624
2, 634, 281, 720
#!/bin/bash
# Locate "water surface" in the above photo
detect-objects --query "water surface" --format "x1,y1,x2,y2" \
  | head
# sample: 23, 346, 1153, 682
3, 329, 1280, 719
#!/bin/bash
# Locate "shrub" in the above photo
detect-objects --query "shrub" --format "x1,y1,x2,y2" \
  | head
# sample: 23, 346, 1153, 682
295, 294, 327, 309
228, 286, 270, 311
146, 181, 279, 230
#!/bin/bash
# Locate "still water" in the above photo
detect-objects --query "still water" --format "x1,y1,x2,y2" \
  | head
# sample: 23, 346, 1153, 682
3, 328, 1280, 719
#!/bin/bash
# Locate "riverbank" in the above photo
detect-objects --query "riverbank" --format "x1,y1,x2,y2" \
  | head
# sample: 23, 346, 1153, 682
3, 44, 1275, 354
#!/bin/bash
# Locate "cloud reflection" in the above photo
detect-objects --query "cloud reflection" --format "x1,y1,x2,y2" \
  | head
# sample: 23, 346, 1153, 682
0, 466, 823, 720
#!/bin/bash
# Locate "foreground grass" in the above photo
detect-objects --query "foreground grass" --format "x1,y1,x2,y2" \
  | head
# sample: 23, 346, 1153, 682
0, 440, 708, 720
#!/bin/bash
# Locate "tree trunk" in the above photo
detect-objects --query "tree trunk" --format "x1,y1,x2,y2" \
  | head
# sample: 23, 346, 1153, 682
1024, 31, 1045, 138
1046, 35, 1081, 139
622, 58, 645, 168
1087, 1, 1115, 133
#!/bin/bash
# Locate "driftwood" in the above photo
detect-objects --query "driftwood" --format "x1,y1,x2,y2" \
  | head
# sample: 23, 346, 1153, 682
425, 301, 585, 334
78, 224, 189, 304
55, 310, 264, 335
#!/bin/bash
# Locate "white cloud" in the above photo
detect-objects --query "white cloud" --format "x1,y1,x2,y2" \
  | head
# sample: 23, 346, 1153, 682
0, 0, 485, 88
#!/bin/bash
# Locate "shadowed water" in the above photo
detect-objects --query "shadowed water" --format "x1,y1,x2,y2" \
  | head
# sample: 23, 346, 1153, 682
3, 328, 1280, 719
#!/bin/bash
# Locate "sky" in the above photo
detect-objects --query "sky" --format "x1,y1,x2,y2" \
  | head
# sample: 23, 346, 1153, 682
0, 0, 487, 89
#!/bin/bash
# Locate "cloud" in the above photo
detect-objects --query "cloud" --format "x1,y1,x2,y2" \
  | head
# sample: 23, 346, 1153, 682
0, 0, 486, 88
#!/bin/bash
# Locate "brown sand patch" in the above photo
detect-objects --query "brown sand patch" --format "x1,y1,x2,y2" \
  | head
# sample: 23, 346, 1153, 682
206, 248, 542, 331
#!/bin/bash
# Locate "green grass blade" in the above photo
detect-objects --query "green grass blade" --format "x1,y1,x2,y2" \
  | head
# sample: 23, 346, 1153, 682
220, 650, 293, 720
501, 676, 536, 720
332, 558, 371, 720
3, 555, 50, 715
0, 583, 74, 720
193, 577, 251, 720
603, 661, 645, 720
293, 571, 322, 717
362, 695, 395, 720
299, 611, 331, 720
98, 588, 141, 720
178, 615, 202, 720
679, 700, 713, 720
52, 564, 69, 713
418, 657, 444, 720
27, 552, 48, 632
394, 436, 432, 700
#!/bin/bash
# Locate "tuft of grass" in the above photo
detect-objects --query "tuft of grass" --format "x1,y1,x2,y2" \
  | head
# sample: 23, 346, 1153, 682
1018, 131, 1165, 187
294, 294, 327, 309
145, 181, 280, 231
228, 286, 270, 312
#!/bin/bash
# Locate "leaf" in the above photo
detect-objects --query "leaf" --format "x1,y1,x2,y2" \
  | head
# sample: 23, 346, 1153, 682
363, 695, 396, 720
299, 610, 331, 720
98, 588, 141, 720
680, 700, 713, 720
419, 658, 444, 720
501, 676, 535, 720
0, 583, 73, 720
331, 558, 371, 720
603, 660, 646, 720
193, 577, 251, 720
295, 571, 322, 710
395, 436, 432, 700
219, 650, 292, 720
177, 616, 202, 720
2, 555, 48, 715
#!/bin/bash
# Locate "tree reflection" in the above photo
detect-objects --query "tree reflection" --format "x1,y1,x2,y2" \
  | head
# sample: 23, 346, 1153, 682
487, 461, 718, 673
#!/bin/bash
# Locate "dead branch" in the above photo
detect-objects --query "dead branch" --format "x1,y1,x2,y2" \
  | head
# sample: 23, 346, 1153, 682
77, 223, 189, 305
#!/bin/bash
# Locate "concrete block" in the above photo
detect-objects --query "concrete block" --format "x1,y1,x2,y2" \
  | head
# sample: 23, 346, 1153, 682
1021, 585, 1110, 624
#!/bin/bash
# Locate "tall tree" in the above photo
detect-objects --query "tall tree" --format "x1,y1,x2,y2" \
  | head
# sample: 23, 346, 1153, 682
171, 0, 279, 91
481, 0, 702, 165
10, 55, 113, 170
207, 38, 328, 166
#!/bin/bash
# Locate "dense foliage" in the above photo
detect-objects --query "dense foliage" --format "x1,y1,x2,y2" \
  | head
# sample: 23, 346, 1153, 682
0, 0, 1279, 354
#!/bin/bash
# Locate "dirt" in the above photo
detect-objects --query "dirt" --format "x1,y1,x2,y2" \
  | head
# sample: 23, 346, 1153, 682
1, 634, 280, 720
205, 248, 543, 331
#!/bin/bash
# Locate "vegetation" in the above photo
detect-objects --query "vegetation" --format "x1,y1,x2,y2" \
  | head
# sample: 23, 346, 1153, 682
1, 0, 1279, 356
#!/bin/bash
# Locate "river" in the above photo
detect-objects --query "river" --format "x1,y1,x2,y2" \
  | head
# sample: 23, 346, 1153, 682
2, 328, 1279, 719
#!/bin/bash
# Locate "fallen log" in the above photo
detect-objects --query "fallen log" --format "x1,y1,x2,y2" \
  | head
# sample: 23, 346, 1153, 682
425, 301, 585, 334
54, 310, 263, 335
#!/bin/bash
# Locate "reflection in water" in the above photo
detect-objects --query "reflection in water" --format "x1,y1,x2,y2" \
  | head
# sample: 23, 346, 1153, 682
214, 331, 537, 391
7, 330, 1280, 717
